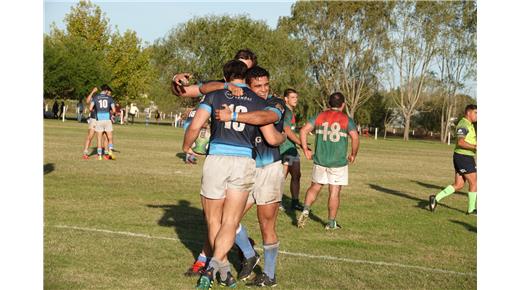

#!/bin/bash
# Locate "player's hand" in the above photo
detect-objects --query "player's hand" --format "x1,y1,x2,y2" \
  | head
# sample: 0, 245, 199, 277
173, 73, 192, 86
228, 83, 243, 97
304, 148, 313, 160
348, 154, 356, 164
91, 87, 98, 93
215, 104, 233, 122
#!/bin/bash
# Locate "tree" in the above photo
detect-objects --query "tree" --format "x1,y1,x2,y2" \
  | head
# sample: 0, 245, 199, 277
64, 0, 110, 51
151, 15, 313, 114
386, 1, 444, 140
106, 29, 153, 103
436, 0, 477, 143
279, 1, 393, 118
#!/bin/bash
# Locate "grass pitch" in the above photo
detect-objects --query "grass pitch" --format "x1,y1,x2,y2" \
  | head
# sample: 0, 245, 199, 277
44, 119, 476, 289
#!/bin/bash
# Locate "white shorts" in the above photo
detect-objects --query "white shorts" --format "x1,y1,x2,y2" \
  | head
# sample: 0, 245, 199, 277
88, 118, 97, 130
312, 164, 348, 186
248, 161, 284, 205
95, 120, 113, 132
201, 155, 256, 199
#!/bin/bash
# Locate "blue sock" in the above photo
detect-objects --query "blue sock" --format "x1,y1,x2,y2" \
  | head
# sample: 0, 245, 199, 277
263, 242, 279, 279
235, 224, 255, 259
97, 147, 102, 155
108, 144, 114, 151
196, 254, 207, 263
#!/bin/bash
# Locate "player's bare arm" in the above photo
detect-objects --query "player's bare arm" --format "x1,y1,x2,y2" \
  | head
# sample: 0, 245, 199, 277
86, 87, 98, 104
215, 104, 278, 125
200, 82, 243, 96
259, 124, 286, 146
182, 107, 210, 153
171, 73, 203, 98
299, 122, 314, 160
348, 130, 360, 164
285, 124, 303, 147
457, 137, 476, 151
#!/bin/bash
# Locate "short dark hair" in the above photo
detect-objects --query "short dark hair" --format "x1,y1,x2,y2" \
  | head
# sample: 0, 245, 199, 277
328, 92, 345, 108
223, 60, 248, 82
245, 66, 270, 85
234, 49, 257, 67
283, 88, 298, 97
465, 104, 477, 114
101, 84, 112, 92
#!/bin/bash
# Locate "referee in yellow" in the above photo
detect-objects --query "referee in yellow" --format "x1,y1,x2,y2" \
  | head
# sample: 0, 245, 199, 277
429, 104, 477, 215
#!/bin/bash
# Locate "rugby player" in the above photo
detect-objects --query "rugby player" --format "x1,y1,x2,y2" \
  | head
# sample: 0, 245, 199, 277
89, 84, 116, 160
297, 92, 360, 230
215, 66, 285, 287
183, 60, 285, 289
279, 89, 305, 211
82, 87, 110, 159
429, 104, 477, 214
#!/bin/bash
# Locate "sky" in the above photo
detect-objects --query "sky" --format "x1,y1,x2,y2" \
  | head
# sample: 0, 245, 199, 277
44, 0, 296, 44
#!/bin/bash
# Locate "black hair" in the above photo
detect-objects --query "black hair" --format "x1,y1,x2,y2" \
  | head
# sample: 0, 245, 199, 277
245, 66, 270, 85
328, 92, 345, 108
234, 49, 258, 67
284, 88, 298, 97
465, 104, 477, 114
223, 60, 248, 82
101, 84, 113, 92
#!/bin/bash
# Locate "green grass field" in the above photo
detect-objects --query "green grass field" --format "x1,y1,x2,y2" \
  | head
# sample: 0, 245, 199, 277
44, 119, 476, 289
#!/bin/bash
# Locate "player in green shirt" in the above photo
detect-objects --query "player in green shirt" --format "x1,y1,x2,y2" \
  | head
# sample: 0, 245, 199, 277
429, 104, 477, 214
297, 92, 359, 229
279, 89, 305, 211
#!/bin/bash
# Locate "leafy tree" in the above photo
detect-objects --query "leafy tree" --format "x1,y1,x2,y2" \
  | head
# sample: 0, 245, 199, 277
64, 0, 110, 51
279, 1, 394, 118
386, 0, 444, 140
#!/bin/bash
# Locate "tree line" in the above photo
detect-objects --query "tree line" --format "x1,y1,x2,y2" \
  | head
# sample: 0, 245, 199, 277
44, 0, 476, 141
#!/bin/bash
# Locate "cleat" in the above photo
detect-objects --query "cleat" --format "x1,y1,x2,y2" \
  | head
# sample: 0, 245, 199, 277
466, 209, 477, 215
217, 271, 237, 288
325, 222, 342, 230
297, 211, 309, 228
291, 200, 304, 211
108, 151, 116, 160
238, 251, 260, 281
82, 154, 89, 160
196, 267, 214, 290
103, 154, 110, 160
429, 195, 437, 212
97, 155, 103, 160
245, 272, 277, 287
184, 260, 206, 277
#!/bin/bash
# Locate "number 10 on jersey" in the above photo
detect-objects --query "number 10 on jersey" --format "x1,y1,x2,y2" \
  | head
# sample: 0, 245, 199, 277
223, 104, 247, 132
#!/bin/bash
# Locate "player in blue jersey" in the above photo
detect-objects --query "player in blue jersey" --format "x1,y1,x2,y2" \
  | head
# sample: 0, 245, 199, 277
183, 60, 285, 289
82, 87, 110, 159
214, 66, 285, 287
89, 84, 116, 160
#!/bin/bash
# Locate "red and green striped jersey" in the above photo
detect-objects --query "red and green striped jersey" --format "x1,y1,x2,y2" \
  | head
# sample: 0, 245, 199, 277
279, 106, 297, 156
309, 109, 357, 168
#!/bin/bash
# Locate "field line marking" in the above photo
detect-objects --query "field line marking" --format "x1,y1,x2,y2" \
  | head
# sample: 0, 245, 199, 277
50, 224, 475, 277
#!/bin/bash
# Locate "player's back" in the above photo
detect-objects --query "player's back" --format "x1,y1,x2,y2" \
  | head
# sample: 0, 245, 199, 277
312, 110, 354, 168
255, 95, 285, 167
93, 93, 114, 121
199, 84, 267, 158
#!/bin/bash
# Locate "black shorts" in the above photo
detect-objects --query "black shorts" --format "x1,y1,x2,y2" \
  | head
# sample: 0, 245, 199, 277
453, 153, 476, 175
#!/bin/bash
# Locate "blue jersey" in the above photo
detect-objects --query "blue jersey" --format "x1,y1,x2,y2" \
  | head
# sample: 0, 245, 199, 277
92, 93, 114, 121
183, 108, 197, 131
198, 83, 267, 159
255, 96, 285, 167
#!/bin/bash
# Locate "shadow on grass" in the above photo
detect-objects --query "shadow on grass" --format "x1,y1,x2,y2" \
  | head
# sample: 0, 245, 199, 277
86, 147, 120, 157
146, 200, 242, 272
44, 163, 55, 175
450, 219, 477, 233
280, 195, 327, 227
411, 180, 465, 196
368, 183, 466, 214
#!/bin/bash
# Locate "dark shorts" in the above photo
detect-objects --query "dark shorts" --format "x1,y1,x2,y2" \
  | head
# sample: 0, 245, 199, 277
453, 153, 476, 175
